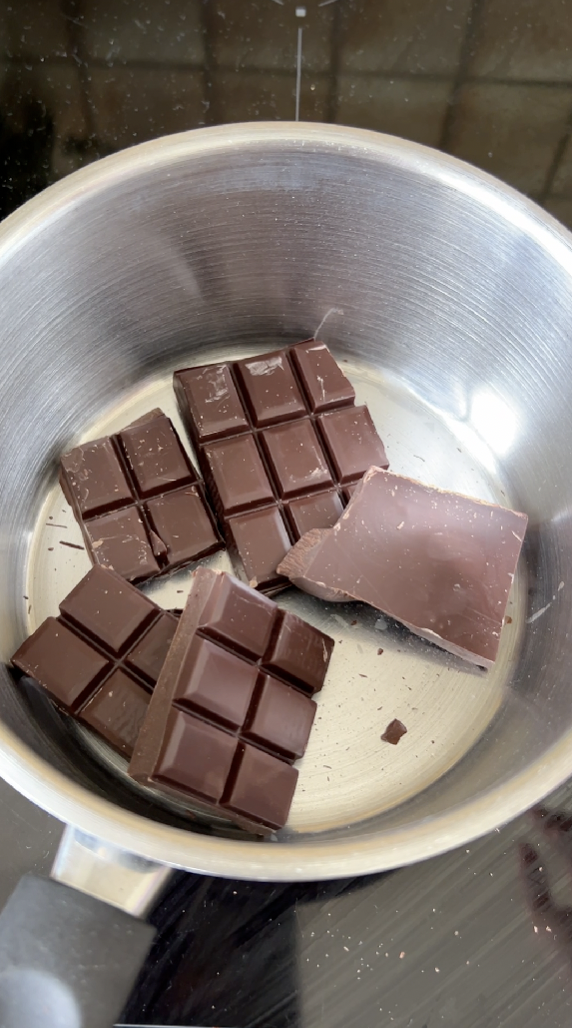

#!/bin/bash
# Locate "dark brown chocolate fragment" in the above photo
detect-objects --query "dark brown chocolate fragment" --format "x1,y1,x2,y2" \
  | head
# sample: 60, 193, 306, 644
12, 565, 178, 756
130, 567, 333, 834
174, 341, 388, 593
278, 467, 528, 668
60, 409, 222, 584
381, 719, 408, 745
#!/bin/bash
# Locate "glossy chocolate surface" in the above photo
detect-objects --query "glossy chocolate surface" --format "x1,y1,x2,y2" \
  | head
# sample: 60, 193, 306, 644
130, 567, 333, 833
60, 408, 222, 584
278, 467, 528, 668
12, 565, 178, 755
174, 340, 388, 592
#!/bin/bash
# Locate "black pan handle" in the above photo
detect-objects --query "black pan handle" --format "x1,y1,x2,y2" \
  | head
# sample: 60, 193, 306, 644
0, 874, 155, 1028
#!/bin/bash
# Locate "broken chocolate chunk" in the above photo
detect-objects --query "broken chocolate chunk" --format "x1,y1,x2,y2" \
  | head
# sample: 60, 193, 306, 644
60, 408, 222, 584
278, 466, 527, 668
381, 719, 408, 745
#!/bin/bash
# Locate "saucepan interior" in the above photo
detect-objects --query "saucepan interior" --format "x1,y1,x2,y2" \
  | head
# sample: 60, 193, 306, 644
0, 123, 570, 880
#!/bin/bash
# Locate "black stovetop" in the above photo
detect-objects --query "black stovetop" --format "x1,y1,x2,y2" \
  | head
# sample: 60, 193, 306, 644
3, 2, 572, 1026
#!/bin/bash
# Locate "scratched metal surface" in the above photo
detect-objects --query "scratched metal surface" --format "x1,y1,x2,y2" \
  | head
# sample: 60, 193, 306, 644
1, 125, 572, 883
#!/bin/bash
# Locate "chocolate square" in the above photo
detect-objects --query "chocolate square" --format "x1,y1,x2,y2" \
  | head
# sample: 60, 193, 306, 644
203, 435, 274, 515
263, 610, 334, 695
154, 709, 238, 802
13, 618, 110, 710
236, 351, 307, 427
173, 637, 259, 729
286, 490, 344, 538
79, 669, 151, 756
145, 487, 220, 566
125, 612, 179, 685
291, 338, 356, 413
317, 405, 389, 485
60, 438, 133, 518
118, 415, 197, 497
243, 675, 316, 760
221, 744, 298, 831
60, 564, 157, 655
261, 419, 333, 499
198, 573, 276, 659
174, 364, 250, 443
227, 507, 291, 592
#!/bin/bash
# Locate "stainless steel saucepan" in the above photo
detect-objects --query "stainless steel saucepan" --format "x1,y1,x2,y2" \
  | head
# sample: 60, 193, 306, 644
0, 122, 570, 1027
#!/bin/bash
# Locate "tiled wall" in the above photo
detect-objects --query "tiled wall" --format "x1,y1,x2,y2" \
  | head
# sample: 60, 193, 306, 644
2, 0, 572, 228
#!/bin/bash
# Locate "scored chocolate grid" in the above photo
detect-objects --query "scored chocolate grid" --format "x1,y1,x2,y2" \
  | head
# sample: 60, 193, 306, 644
79, 430, 213, 571
168, 614, 315, 766
36, 607, 176, 715
193, 351, 358, 543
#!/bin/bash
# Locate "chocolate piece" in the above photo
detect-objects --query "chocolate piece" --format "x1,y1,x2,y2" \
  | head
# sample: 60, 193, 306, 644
174, 340, 388, 592
278, 467, 528, 668
381, 719, 408, 745
60, 409, 222, 584
130, 567, 334, 833
12, 565, 178, 755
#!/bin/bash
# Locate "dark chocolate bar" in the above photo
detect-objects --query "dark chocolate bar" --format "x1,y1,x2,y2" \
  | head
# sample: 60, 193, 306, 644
278, 467, 528, 668
60, 409, 222, 584
130, 567, 334, 833
174, 340, 388, 592
11, 565, 178, 755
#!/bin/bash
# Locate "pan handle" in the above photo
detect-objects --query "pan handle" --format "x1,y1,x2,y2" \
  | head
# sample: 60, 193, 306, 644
0, 827, 172, 1028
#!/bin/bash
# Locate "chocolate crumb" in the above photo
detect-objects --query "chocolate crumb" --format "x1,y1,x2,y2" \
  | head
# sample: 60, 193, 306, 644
505, 615, 513, 624
381, 719, 407, 745
350, 619, 358, 626
377, 648, 384, 655
59, 540, 85, 551
47, 547, 54, 552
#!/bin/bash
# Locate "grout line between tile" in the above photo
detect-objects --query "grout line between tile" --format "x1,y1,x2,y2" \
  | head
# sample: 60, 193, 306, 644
438, 0, 487, 153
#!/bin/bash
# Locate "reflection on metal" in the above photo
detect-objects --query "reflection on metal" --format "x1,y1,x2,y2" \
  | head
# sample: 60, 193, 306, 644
295, 27, 303, 121
52, 825, 172, 917
470, 388, 518, 457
